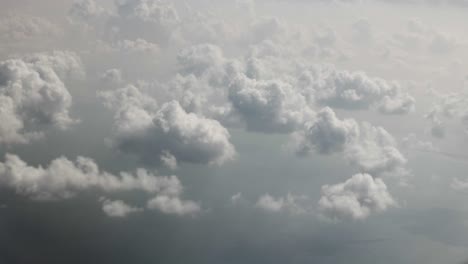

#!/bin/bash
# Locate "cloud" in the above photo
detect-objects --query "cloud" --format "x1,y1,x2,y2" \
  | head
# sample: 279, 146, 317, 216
345, 122, 407, 176
100, 198, 143, 217
450, 177, 468, 191
255, 193, 308, 214
147, 195, 201, 215
401, 133, 438, 152
231, 192, 242, 204
100, 68, 123, 85
69, 0, 106, 21
292, 107, 407, 177
0, 13, 61, 42
177, 44, 226, 76
100, 85, 236, 165
0, 153, 201, 216
160, 150, 177, 170
299, 66, 415, 115
110, 0, 180, 45
293, 107, 358, 155
425, 90, 468, 138
318, 173, 396, 221
0, 51, 83, 144
392, 18, 459, 54
0, 153, 182, 200
228, 75, 315, 133
113, 38, 160, 54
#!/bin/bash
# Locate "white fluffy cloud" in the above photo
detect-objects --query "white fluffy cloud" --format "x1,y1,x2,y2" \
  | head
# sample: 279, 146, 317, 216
318, 173, 395, 221
292, 107, 407, 176
228, 75, 315, 133
0, 51, 83, 144
147, 195, 201, 215
101, 198, 143, 217
345, 123, 407, 176
299, 66, 415, 115
0, 153, 200, 216
293, 107, 358, 155
0, 153, 181, 200
100, 85, 236, 165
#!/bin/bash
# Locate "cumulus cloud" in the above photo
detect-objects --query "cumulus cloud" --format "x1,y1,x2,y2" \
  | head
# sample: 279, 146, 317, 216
160, 150, 177, 170
292, 107, 407, 177
228, 75, 315, 133
177, 44, 226, 76
69, 0, 106, 21
299, 66, 415, 115
101, 198, 143, 217
0, 13, 61, 42
110, 0, 180, 45
100, 68, 123, 85
0, 51, 83, 144
345, 123, 407, 176
318, 173, 396, 221
147, 195, 201, 215
0, 153, 182, 200
293, 107, 358, 155
0, 153, 201, 216
255, 193, 308, 214
425, 90, 468, 138
100, 85, 236, 165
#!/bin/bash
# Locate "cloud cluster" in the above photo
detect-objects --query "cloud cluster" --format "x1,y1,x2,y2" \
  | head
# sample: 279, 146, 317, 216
299, 66, 415, 114
292, 107, 407, 177
318, 173, 395, 221
0, 153, 200, 216
100, 85, 236, 166
228, 75, 315, 133
0, 51, 83, 144
0, 153, 180, 200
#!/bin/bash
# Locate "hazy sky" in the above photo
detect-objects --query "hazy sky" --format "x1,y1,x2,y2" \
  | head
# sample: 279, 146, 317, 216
1, 0, 468, 263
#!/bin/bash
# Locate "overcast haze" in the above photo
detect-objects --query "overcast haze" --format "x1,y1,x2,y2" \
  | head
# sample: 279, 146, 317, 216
0, 0, 468, 263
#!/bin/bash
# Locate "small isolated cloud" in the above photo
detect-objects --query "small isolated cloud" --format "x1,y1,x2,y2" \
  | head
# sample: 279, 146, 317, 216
255, 193, 308, 214
147, 195, 200, 216
318, 173, 396, 221
160, 150, 177, 170
231, 192, 242, 204
100, 198, 142, 217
